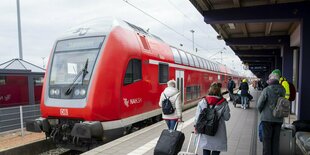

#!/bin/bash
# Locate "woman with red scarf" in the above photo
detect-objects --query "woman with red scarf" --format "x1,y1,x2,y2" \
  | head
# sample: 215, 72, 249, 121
195, 82, 231, 155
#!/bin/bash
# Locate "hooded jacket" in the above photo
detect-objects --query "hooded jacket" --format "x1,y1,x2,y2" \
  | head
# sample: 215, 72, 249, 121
257, 81, 286, 122
194, 96, 230, 151
158, 81, 181, 120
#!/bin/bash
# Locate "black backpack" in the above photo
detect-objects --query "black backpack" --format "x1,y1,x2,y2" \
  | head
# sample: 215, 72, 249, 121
162, 94, 175, 115
196, 103, 220, 136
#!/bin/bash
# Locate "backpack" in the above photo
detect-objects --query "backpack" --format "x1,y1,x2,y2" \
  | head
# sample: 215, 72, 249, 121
281, 80, 296, 101
273, 97, 290, 118
162, 94, 175, 115
195, 103, 220, 136
288, 82, 296, 101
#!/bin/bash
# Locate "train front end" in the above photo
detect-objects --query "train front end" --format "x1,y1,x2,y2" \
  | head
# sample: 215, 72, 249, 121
26, 19, 116, 150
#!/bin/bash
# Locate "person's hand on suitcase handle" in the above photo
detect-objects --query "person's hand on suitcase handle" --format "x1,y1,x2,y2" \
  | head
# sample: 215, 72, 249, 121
178, 116, 183, 122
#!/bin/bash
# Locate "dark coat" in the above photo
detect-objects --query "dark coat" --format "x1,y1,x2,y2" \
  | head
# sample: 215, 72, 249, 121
239, 82, 249, 96
257, 82, 286, 123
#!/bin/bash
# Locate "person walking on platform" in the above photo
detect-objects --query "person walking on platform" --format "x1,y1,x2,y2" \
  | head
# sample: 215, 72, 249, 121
239, 79, 249, 109
257, 73, 286, 155
195, 82, 231, 155
158, 79, 182, 130
227, 77, 235, 101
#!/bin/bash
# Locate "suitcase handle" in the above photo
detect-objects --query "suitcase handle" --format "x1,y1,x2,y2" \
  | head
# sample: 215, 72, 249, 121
174, 121, 184, 131
185, 131, 201, 154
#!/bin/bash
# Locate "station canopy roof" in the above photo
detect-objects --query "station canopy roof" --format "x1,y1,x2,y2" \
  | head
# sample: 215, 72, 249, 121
0, 58, 45, 73
190, 0, 307, 78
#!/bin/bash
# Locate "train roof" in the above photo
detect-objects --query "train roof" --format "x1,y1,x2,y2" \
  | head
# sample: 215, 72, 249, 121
58, 17, 240, 77
59, 18, 163, 42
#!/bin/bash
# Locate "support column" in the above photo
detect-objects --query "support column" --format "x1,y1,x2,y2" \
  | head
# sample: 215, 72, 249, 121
282, 45, 293, 82
298, 15, 310, 120
275, 56, 282, 71
27, 75, 35, 105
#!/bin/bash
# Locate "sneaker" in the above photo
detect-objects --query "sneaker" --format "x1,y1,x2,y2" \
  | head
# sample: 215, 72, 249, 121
241, 105, 244, 109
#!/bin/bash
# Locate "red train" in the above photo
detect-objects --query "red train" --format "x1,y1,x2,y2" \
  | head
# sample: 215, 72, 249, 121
26, 18, 241, 150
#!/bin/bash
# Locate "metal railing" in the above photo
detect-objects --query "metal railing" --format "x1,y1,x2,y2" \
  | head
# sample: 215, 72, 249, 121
0, 104, 41, 135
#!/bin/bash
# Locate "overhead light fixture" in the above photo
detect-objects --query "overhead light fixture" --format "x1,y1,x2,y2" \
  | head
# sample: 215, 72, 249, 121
228, 23, 235, 29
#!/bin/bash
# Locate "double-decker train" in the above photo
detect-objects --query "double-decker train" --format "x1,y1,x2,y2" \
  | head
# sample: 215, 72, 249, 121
26, 18, 242, 150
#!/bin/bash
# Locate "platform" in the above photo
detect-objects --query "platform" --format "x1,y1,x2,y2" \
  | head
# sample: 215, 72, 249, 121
83, 87, 261, 155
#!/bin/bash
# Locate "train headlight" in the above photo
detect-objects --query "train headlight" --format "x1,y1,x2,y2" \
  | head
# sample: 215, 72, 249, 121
80, 89, 86, 96
54, 89, 60, 95
50, 89, 55, 95
74, 89, 80, 96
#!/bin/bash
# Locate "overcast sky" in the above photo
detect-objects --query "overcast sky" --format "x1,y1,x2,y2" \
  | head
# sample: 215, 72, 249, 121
0, 0, 253, 76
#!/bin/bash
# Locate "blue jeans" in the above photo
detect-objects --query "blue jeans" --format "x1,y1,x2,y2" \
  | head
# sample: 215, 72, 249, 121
241, 96, 248, 108
165, 120, 177, 130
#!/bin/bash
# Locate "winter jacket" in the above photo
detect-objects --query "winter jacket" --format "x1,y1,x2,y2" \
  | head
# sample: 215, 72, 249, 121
280, 77, 290, 100
194, 96, 231, 152
257, 82, 286, 123
239, 82, 249, 96
227, 80, 235, 92
158, 87, 181, 120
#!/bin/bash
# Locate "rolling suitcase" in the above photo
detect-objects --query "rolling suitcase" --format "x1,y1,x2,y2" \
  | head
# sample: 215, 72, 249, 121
154, 122, 185, 155
178, 132, 201, 155
279, 123, 296, 155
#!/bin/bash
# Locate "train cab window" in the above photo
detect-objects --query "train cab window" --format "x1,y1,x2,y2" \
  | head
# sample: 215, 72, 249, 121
192, 56, 200, 68
124, 59, 142, 85
159, 63, 169, 84
186, 53, 195, 67
0, 76, 6, 85
178, 51, 189, 65
171, 48, 182, 64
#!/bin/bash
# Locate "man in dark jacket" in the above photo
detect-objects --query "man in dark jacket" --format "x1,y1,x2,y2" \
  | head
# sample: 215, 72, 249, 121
257, 73, 286, 155
227, 77, 235, 101
239, 79, 249, 109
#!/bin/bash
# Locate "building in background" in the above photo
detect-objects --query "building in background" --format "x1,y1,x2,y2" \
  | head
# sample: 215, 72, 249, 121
0, 58, 45, 108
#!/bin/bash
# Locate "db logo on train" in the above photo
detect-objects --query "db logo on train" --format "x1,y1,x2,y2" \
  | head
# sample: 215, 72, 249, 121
60, 108, 69, 116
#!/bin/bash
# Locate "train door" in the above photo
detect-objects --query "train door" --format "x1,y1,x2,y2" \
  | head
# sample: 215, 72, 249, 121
175, 70, 184, 106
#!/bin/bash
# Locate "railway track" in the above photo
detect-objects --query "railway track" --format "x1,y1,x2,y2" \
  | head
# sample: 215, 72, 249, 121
0, 115, 164, 155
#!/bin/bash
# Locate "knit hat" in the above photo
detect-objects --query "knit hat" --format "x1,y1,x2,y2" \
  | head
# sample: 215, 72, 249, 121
269, 73, 280, 80
271, 69, 281, 77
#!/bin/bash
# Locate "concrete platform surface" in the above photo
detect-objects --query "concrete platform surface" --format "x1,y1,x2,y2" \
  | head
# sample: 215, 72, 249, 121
83, 88, 260, 155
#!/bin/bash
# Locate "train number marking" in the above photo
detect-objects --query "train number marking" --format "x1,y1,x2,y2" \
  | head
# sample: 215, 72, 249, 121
60, 109, 69, 116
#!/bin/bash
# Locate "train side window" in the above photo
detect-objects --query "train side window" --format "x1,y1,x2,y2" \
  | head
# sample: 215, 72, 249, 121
198, 57, 205, 69
186, 53, 195, 67
0, 76, 6, 85
186, 86, 192, 101
171, 48, 182, 64
159, 63, 169, 84
203, 59, 208, 70
178, 50, 189, 65
124, 59, 142, 85
211, 62, 215, 71
205, 60, 211, 70
193, 55, 200, 68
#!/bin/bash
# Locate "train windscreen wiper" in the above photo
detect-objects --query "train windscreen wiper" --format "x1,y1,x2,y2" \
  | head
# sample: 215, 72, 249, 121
65, 59, 89, 95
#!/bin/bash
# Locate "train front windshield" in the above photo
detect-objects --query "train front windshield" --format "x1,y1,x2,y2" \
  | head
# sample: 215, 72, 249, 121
49, 36, 104, 98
